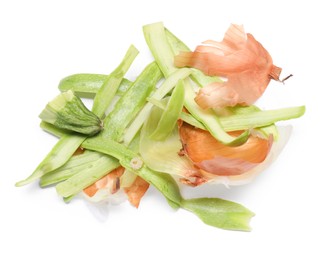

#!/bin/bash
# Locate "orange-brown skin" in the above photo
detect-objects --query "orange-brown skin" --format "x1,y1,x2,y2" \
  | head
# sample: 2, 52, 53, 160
83, 167, 125, 197
174, 24, 281, 109
83, 167, 149, 208
124, 177, 149, 208
179, 122, 273, 176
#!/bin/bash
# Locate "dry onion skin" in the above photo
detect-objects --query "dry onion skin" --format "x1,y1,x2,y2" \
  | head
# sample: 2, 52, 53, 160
174, 24, 282, 108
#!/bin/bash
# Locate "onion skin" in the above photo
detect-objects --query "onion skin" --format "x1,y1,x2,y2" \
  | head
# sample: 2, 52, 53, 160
83, 167, 125, 197
83, 166, 149, 208
179, 121, 273, 176
174, 24, 282, 108
124, 176, 149, 208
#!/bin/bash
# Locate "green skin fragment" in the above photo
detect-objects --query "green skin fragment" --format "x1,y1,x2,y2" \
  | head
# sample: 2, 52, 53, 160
179, 105, 305, 140
15, 134, 86, 187
92, 45, 139, 118
101, 62, 163, 141
56, 155, 120, 198
40, 150, 103, 187
150, 79, 185, 140
58, 74, 132, 96
182, 198, 255, 231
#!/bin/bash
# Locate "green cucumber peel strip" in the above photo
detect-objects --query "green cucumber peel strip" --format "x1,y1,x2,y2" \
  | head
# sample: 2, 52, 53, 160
181, 198, 254, 231
179, 105, 305, 139
16, 45, 137, 187
143, 22, 248, 146
143, 23, 177, 78
55, 155, 120, 198
40, 121, 70, 138
82, 136, 254, 231
92, 45, 139, 118
123, 68, 190, 145
58, 74, 132, 96
149, 79, 185, 140
101, 62, 162, 141
16, 134, 86, 187
40, 150, 102, 187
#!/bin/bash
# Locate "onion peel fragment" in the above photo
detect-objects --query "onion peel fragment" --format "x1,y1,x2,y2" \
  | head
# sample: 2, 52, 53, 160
174, 24, 282, 108
124, 176, 149, 208
179, 121, 273, 177
83, 166, 125, 197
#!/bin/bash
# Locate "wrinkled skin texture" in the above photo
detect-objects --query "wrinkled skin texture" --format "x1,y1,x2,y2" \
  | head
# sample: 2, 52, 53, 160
175, 24, 282, 108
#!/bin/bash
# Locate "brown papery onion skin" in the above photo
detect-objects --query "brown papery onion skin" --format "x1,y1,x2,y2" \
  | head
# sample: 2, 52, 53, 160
179, 122, 273, 176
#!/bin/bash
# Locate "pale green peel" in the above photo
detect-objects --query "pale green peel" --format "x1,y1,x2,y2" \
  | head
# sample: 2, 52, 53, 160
92, 45, 139, 118
15, 134, 85, 187
139, 105, 193, 178
58, 74, 132, 95
40, 150, 103, 187
143, 22, 177, 77
150, 79, 185, 140
55, 155, 119, 198
182, 198, 255, 231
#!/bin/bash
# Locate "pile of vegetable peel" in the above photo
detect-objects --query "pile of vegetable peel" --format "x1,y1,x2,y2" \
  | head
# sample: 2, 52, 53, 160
16, 22, 305, 231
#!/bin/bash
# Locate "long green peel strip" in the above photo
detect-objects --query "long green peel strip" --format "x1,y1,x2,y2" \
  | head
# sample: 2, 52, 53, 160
101, 62, 162, 141
56, 155, 120, 198
58, 74, 132, 95
40, 150, 102, 187
92, 45, 139, 118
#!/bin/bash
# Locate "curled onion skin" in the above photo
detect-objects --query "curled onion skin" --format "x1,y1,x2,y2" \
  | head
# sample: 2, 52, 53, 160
179, 121, 273, 177
174, 24, 282, 108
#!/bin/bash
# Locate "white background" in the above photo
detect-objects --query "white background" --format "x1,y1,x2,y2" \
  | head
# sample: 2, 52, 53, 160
1, 0, 329, 259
